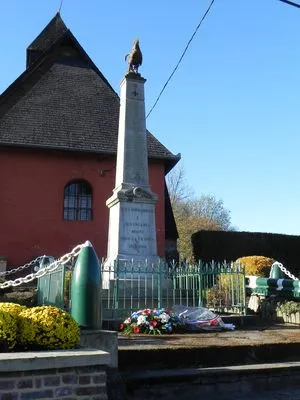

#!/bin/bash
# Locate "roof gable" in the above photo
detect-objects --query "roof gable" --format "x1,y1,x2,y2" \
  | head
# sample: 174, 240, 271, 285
0, 15, 180, 171
28, 13, 67, 51
27, 13, 68, 68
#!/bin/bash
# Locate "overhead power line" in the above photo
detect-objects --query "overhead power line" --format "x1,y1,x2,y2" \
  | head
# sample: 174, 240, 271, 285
146, 0, 216, 120
279, 0, 300, 8
59, 0, 64, 13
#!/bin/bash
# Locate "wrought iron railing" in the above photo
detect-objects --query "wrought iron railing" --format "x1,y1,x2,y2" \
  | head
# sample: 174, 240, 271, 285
101, 259, 246, 321
33, 252, 246, 320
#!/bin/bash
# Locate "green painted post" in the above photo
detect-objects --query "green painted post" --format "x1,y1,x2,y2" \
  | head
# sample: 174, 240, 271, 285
198, 261, 202, 307
269, 263, 285, 279
157, 260, 162, 309
70, 241, 102, 330
241, 264, 247, 316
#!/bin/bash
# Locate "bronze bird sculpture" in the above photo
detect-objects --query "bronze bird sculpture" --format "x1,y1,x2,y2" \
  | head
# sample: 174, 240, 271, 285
125, 39, 143, 73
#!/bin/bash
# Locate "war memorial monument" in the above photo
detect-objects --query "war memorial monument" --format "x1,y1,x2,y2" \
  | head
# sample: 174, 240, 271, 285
104, 40, 160, 285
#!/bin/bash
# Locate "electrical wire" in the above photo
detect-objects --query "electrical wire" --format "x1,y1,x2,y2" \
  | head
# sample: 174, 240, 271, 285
279, 0, 300, 8
59, 0, 64, 13
146, 0, 216, 120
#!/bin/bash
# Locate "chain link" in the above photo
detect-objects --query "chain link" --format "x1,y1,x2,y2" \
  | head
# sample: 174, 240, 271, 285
0, 256, 46, 276
272, 261, 299, 281
0, 243, 85, 289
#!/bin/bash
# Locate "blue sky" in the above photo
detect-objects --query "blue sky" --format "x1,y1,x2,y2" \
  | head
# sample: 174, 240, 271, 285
1, 0, 300, 235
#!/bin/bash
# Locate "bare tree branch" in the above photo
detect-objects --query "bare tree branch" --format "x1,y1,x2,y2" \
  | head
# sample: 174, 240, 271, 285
167, 165, 233, 261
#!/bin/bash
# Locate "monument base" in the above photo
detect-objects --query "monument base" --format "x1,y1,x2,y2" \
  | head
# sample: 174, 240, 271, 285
106, 188, 158, 260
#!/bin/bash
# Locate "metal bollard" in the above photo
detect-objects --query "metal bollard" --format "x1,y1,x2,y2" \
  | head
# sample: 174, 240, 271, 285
70, 241, 102, 329
269, 263, 285, 279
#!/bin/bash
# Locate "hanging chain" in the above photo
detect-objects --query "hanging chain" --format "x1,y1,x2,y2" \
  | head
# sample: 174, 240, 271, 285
0, 243, 84, 289
0, 256, 46, 276
272, 261, 299, 281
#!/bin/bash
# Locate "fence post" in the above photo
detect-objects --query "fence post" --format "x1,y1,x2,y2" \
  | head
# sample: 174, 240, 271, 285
113, 259, 119, 311
70, 241, 102, 329
157, 260, 162, 309
198, 260, 203, 307
241, 263, 247, 316
269, 263, 285, 279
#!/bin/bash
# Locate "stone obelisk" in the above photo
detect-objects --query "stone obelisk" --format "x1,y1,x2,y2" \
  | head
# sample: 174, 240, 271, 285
105, 40, 158, 267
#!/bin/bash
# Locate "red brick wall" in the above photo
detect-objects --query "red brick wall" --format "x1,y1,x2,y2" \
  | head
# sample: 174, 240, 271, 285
0, 148, 165, 266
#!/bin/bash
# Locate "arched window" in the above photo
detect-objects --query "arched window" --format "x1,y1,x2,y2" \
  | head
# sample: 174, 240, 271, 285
63, 180, 93, 221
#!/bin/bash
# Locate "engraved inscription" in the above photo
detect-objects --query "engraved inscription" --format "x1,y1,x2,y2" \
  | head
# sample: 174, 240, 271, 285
120, 205, 156, 255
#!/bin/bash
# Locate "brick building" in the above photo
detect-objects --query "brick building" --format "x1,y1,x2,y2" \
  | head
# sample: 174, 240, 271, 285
0, 14, 179, 267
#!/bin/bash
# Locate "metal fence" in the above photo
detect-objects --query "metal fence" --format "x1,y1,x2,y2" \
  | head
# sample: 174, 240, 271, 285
101, 260, 172, 321
36, 258, 246, 320
101, 259, 246, 321
171, 261, 246, 313
37, 264, 66, 309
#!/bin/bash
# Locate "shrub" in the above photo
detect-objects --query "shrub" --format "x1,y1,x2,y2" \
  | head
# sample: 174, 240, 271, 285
0, 303, 21, 351
64, 271, 72, 308
235, 256, 274, 276
19, 306, 80, 350
0, 302, 26, 315
276, 301, 300, 316
206, 273, 244, 308
206, 285, 227, 307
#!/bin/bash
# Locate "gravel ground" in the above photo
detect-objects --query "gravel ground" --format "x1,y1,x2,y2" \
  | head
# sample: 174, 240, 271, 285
118, 324, 300, 350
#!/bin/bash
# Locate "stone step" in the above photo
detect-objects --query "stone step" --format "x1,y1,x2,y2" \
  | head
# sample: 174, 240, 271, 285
118, 340, 300, 372
121, 362, 300, 400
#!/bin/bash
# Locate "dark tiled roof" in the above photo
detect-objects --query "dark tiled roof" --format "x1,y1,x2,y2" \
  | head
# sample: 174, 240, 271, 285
0, 14, 180, 171
26, 13, 68, 68
28, 13, 68, 52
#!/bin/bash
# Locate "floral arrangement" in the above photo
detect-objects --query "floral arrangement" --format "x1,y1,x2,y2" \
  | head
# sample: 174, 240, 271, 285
119, 308, 181, 335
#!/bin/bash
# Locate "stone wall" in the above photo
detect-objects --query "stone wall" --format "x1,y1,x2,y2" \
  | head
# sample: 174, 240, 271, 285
0, 348, 111, 400
0, 365, 107, 399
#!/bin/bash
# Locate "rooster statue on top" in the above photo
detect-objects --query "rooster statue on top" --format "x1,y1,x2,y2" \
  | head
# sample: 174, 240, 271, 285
125, 39, 143, 74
